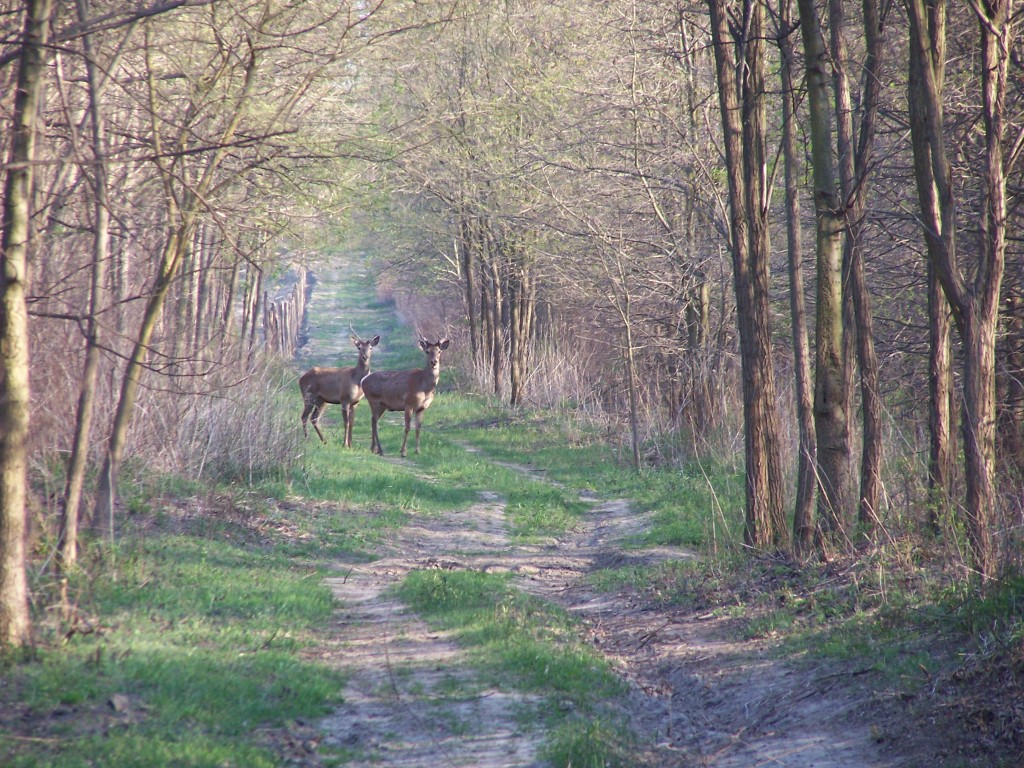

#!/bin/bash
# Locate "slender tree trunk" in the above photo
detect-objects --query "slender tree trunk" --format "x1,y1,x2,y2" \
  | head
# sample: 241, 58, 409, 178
60, 0, 112, 569
798, 0, 851, 541
961, 0, 1009, 580
221, 259, 240, 344
609, 253, 642, 470
829, 0, 886, 534
907, 0, 1008, 580
0, 0, 54, 647
962, 305, 998, 578
508, 263, 524, 407
460, 211, 480, 363
907, 0, 955, 525
487, 255, 504, 400
778, 4, 817, 554
91, 228, 191, 533
708, 0, 787, 550
927, 263, 955, 525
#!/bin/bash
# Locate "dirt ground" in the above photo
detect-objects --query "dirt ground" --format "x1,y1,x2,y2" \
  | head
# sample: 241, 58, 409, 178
300, 454, 963, 768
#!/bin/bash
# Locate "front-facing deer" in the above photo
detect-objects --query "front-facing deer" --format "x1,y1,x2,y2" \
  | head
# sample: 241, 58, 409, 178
299, 334, 380, 447
361, 337, 450, 457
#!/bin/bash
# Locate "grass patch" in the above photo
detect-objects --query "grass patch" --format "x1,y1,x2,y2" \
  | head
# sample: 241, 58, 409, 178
540, 716, 637, 768
395, 568, 634, 761
440, 402, 744, 550
1, 523, 345, 768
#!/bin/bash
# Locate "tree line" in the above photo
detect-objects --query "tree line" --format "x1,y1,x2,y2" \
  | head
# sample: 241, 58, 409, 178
1, 0, 1021, 646
352, 0, 1021, 577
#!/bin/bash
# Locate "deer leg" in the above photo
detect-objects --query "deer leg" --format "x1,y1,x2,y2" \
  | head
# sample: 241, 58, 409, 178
413, 408, 424, 454
341, 405, 351, 448
310, 403, 327, 444
301, 399, 314, 438
370, 405, 384, 455
400, 408, 412, 457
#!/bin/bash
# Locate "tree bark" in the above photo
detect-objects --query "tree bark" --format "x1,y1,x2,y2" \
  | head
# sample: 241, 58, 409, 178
828, 0, 885, 534
708, 0, 787, 550
906, 0, 1009, 580
60, 0, 113, 569
907, 0, 955, 525
92, 227, 191, 534
0, 0, 54, 647
798, 0, 851, 541
778, 3, 817, 554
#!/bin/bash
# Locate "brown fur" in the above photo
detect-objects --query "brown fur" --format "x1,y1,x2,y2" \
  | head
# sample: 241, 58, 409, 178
361, 338, 450, 457
299, 335, 380, 446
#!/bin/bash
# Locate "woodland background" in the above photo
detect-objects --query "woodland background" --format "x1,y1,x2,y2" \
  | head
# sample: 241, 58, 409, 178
0, 0, 1022, 645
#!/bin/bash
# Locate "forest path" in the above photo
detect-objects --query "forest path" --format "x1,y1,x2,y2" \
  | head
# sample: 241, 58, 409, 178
295, 257, 907, 766
312, 450, 903, 767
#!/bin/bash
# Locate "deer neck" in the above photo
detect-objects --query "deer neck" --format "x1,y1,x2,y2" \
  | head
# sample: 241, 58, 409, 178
419, 365, 439, 391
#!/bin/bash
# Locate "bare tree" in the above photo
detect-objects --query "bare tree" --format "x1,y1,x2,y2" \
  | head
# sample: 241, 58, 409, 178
798, 0, 852, 542
906, 0, 955, 526
58, 0, 126, 569
775, 0, 817, 554
0, 0, 55, 647
906, 0, 1012, 581
708, 0, 787, 549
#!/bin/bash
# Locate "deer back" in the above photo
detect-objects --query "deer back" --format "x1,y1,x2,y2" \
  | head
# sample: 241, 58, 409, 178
300, 335, 379, 405
300, 365, 360, 405
362, 367, 433, 410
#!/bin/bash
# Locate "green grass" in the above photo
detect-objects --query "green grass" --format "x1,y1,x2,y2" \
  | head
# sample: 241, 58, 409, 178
540, 716, 637, 768
437, 400, 745, 549
293, 398, 590, 544
19, 246, 1020, 766
395, 568, 634, 763
2, 532, 346, 768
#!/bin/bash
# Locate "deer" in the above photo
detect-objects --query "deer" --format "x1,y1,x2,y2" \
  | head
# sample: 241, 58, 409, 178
299, 334, 380, 447
361, 337, 451, 457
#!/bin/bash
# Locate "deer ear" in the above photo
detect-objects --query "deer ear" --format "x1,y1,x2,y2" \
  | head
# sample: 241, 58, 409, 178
439, 339, 450, 350
370, 335, 380, 346
419, 339, 429, 351
351, 335, 360, 346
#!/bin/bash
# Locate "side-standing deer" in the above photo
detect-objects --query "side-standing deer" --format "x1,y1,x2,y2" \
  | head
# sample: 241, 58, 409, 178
361, 337, 450, 457
299, 334, 380, 447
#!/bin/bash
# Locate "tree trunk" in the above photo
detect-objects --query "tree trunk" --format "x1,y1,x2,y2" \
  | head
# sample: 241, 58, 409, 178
798, 0, 851, 541
0, 0, 54, 647
927, 262, 955, 526
907, 0, 955, 526
708, 0, 786, 550
828, 0, 886, 534
60, 0, 112, 569
509, 263, 524, 407
906, 0, 1008, 580
91, 228, 191, 534
486, 255, 504, 400
778, 2, 817, 554
459, 211, 480, 363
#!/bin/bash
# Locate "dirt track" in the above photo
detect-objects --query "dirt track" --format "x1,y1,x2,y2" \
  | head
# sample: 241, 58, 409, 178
313, 452, 908, 767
